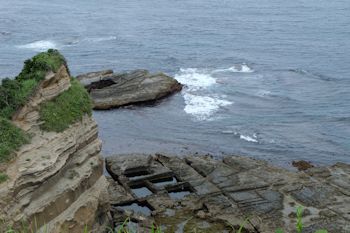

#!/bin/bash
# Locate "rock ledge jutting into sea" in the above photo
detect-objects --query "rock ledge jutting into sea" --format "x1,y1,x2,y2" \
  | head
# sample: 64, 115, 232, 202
77, 69, 182, 109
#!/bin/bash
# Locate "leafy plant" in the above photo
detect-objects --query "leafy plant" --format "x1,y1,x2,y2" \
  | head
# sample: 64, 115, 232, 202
274, 206, 328, 233
296, 206, 303, 233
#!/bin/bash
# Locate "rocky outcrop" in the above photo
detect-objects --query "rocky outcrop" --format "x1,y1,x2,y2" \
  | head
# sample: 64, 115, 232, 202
12, 65, 71, 132
106, 154, 350, 233
0, 65, 109, 232
77, 69, 182, 109
77, 70, 113, 87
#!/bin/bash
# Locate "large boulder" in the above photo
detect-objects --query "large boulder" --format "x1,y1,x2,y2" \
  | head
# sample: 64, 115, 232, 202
77, 70, 182, 109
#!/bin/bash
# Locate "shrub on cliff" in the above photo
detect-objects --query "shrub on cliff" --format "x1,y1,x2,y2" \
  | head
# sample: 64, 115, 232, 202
0, 117, 28, 163
0, 50, 93, 184
39, 78, 92, 132
17, 49, 66, 82
0, 49, 66, 119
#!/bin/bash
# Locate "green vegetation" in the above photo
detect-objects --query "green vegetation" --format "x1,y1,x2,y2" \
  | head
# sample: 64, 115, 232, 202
0, 172, 9, 183
39, 78, 92, 132
0, 49, 66, 119
276, 206, 327, 233
0, 50, 91, 180
0, 118, 28, 164
16, 49, 66, 83
0, 49, 66, 169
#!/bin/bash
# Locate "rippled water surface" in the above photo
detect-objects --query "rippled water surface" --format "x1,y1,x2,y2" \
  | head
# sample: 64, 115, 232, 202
1, 0, 349, 166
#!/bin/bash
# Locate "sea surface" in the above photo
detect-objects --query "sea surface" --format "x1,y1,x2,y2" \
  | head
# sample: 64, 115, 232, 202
1, 0, 349, 167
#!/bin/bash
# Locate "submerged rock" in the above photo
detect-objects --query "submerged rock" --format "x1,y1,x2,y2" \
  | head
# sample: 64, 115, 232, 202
106, 154, 350, 233
77, 69, 182, 109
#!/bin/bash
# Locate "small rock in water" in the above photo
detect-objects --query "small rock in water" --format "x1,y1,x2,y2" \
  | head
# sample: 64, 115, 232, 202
292, 160, 314, 171
77, 69, 182, 109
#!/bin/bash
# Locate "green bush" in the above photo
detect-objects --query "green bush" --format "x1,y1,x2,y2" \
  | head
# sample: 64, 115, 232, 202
0, 117, 28, 163
16, 49, 66, 82
0, 49, 68, 167
39, 78, 92, 132
0, 49, 66, 119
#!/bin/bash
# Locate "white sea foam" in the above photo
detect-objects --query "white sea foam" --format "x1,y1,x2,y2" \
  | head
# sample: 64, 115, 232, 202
213, 64, 254, 73
175, 68, 216, 90
17, 40, 58, 51
256, 90, 272, 97
175, 68, 233, 121
183, 93, 232, 121
85, 36, 117, 42
239, 134, 258, 143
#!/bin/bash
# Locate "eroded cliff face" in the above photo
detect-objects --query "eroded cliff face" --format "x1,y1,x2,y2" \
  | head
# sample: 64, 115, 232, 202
0, 65, 109, 232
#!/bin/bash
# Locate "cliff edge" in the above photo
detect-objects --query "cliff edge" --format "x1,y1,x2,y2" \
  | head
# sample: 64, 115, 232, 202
0, 50, 109, 232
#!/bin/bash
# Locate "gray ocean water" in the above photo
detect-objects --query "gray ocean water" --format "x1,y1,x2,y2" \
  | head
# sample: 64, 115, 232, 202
1, 0, 349, 167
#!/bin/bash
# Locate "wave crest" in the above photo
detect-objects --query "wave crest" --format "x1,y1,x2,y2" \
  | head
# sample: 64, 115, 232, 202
17, 40, 58, 51
175, 68, 232, 121
213, 64, 254, 73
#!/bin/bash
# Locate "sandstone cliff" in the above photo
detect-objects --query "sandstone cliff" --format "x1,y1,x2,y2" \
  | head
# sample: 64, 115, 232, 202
0, 61, 109, 232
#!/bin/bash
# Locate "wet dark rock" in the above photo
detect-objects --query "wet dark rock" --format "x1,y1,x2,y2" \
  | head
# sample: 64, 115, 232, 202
292, 160, 314, 171
77, 69, 182, 109
105, 154, 350, 233
76, 69, 114, 87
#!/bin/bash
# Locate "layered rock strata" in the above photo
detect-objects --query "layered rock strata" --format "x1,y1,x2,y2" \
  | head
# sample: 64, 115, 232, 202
77, 69, 182, 109
0, 65, 109, 232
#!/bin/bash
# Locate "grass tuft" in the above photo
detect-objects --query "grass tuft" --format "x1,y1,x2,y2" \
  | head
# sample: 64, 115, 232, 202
39, 78, 92, 132
0, 118, 28, 163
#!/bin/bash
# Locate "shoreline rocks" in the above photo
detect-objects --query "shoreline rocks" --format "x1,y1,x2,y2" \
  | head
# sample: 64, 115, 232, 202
77, 69, 182, 110
105, 153, 350, 233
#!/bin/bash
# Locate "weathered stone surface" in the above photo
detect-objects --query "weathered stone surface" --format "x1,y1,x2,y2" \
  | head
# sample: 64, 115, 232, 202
106, 154, 350, 233
76, 69, 114, 87
0, 66, 110, 232
12, 65, 71, 132
77, 69, 182, 109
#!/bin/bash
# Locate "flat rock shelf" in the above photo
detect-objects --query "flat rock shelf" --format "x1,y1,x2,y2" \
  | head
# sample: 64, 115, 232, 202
77, 70, 182, 109
105, 154, 350, 233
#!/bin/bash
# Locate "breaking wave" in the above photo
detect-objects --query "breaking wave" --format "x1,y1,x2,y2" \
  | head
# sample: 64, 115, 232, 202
212, 64, 254, 73
17, 40, 58, 51
175, 68, 232, 121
